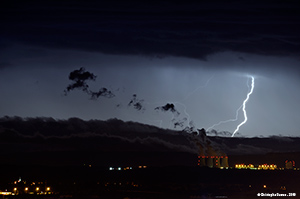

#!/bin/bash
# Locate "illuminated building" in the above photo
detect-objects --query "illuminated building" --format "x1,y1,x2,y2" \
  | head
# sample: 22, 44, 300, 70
235, 163, 278, 170
235, 164, 255, 169
197, 156, 228, 168
3, 178, 53, 196
285, 160, 295, 169
0, 192, 12, 196
258, 164, 277, 170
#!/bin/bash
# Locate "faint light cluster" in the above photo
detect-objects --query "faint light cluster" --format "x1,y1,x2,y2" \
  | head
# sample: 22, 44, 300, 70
1, 177, 52, 196
109, 166, 147, 171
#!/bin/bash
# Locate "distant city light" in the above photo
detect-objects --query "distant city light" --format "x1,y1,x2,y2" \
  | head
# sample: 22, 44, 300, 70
235, 163, 278, 170
0, 192, 12, 195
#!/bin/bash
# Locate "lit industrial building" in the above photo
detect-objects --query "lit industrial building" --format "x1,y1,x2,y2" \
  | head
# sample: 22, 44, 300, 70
235, 163, 278, 170
198, 156, 228, 168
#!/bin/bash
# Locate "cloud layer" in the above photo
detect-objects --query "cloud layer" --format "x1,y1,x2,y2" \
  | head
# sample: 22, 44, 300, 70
1, 1, 299, 61
1, 116, 299, 157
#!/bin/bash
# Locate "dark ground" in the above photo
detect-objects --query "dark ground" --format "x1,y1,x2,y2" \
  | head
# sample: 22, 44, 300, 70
0, 163, 299, 199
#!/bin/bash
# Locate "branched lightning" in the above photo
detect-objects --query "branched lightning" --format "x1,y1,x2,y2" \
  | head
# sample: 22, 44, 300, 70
207, 104, 243, 131
182, 75, 214, 102
171, 75, 214, 129
207, 77, 251, 131
152, 75, 213, 130
231, 76, 255, 137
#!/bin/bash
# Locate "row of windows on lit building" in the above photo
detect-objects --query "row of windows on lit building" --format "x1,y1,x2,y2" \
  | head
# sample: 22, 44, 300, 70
235, 164, 278, 170
235, 160, 298, 170
109, 165, 147, 171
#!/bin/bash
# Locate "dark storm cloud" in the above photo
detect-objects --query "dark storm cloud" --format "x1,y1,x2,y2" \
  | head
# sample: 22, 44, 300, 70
155, 103, 180, 115
64, 67, 115, 99
128, 94, 145, 111
65, 67, 96, 93
90, 88, 115, 99
209, 135, 300, 155
0, 116, 201, 154
1, 1, 299, 61
155, 103, 189, 129
2, 117, 300, 156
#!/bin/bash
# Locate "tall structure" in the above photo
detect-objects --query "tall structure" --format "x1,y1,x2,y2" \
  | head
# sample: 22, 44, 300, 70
285, 160, 295, 169
220, 156, 229, 168
198, 156, 228, 168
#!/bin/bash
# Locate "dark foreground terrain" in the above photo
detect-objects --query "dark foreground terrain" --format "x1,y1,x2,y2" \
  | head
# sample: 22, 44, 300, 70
0, 165, 299, 199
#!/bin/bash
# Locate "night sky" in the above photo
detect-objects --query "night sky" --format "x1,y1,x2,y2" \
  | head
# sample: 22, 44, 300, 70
1, 0, 300, 137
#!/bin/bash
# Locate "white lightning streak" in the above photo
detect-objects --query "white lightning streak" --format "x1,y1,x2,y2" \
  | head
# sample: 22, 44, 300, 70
231, 76, 255, 137
207, 77, 251, 131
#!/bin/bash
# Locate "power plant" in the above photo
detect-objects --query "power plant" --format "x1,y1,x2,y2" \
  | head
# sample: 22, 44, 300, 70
198, 155, 229, 168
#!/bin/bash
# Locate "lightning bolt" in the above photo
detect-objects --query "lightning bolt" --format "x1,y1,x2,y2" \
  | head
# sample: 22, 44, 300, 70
207, 104, 243, 131
231, 76, 255, 137
207, 76, 252, 131
154, 75, 214, 130
171, 75, 214, 129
